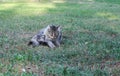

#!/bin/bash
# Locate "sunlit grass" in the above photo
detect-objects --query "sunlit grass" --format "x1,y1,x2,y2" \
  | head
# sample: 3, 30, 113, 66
0, 3, 17, 10
96, 12, 119, 20
0, 3, 56, 17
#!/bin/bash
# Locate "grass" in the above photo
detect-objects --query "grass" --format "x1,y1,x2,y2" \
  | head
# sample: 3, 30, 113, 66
0, 0, 120, 76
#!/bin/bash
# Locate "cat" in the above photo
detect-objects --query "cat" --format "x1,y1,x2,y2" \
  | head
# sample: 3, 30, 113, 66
28, 25, 62, 48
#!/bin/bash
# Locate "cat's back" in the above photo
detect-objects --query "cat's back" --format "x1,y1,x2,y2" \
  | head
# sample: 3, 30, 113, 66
37, 28, 46, 35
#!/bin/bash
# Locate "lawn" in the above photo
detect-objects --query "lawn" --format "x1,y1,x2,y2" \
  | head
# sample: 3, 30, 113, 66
0, 0, 120, 76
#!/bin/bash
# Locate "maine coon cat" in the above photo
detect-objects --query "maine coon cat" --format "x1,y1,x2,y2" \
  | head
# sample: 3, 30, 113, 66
28, 25, 62, 48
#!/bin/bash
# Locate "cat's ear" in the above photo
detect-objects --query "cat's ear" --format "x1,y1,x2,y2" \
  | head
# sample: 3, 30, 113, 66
57, 25, 61, 31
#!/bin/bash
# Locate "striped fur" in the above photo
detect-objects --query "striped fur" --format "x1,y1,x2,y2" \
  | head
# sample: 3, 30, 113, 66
28, 25, 62, 48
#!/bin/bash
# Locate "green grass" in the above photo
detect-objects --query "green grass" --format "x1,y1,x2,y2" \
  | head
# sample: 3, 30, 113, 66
0, 0, 120, 76
95, 0, 120, 4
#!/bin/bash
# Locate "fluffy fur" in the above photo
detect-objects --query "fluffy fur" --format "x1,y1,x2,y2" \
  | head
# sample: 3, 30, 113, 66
28, 25, 62, 48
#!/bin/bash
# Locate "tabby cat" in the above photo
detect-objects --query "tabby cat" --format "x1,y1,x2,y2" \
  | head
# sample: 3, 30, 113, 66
28, 25, 62, 48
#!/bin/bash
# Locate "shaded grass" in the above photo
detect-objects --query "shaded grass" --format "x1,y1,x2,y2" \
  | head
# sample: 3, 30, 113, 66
0, 0, 120, 76
95, 0, 120, 4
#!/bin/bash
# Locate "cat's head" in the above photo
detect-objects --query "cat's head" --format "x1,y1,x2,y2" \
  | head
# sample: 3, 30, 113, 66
46, 25, 61, 39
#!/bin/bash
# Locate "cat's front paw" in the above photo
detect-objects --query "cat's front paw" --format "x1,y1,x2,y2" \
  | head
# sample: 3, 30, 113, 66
47, 41, 56, 48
